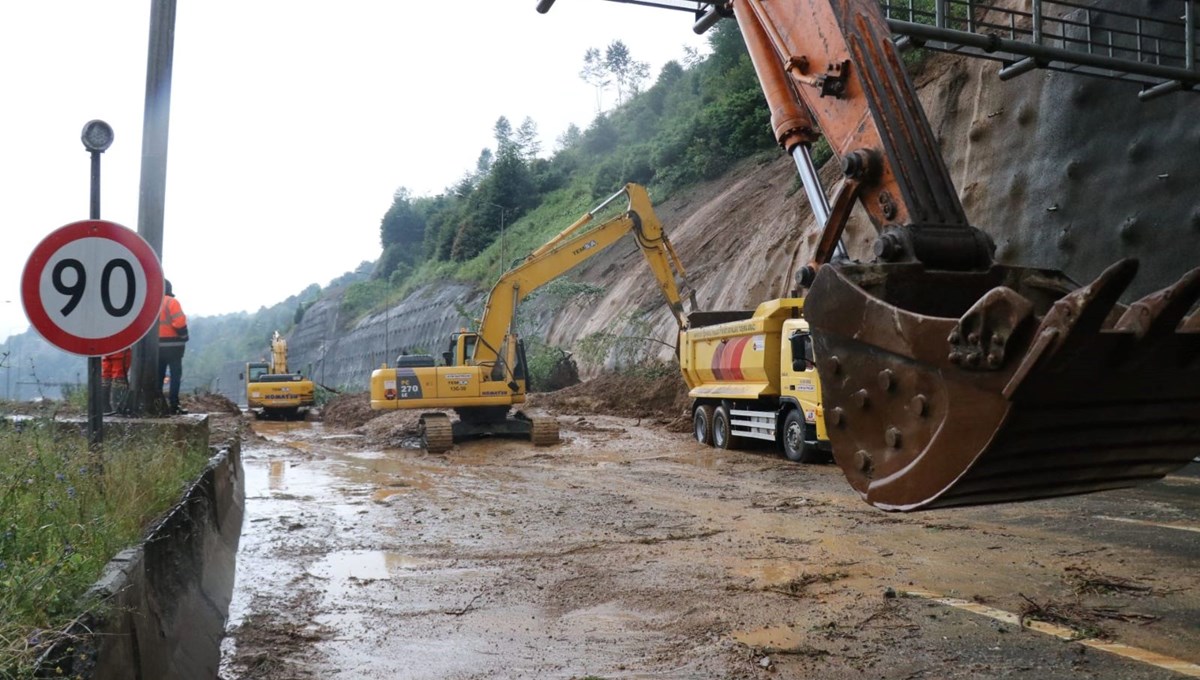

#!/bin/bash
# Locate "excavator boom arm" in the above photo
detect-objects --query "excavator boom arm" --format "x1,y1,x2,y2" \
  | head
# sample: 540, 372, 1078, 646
734, 0, 995, 270
270, 331, 289, 374
471, 184, 689, 365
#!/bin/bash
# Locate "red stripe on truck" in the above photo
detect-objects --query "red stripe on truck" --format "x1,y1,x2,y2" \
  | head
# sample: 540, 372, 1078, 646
725, 336, 744, 381
712, 341, 727, 380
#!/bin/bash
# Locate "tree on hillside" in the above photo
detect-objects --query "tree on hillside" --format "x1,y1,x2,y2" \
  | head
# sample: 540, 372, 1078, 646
580, 47, 611, 113
380, 188, 426, 250
376, 187, 427, 280
604, 40, 650, 105
580, 41, 650, 111
448, 133, 536, 262
556, 123, 583, 151
494, 116, 517, 155
516, 117, 541, 161
475, 148, 493, 178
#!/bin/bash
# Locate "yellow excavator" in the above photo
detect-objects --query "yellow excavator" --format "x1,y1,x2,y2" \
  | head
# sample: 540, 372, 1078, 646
243, 331, 316, 420
370, 183, 692, 452
537, 0, 1200, 510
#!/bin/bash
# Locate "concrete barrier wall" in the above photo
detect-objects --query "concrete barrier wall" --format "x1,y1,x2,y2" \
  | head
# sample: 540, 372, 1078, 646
35, 425, 244, 679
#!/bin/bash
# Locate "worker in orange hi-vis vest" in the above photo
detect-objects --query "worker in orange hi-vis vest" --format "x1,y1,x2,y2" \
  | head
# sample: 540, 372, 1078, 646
157, 279, 190, 414
100, 348, 132, 415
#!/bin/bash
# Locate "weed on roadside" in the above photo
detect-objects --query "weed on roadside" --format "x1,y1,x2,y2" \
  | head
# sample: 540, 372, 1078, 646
0, 421, 209, 676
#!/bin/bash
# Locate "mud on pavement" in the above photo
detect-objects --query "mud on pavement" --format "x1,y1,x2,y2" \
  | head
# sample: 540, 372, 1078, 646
220, 404, 1199, 679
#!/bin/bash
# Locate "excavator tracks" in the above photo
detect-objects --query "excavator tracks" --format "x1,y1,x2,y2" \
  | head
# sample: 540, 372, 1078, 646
526, 414, 561, 447
419, 413, 454, 454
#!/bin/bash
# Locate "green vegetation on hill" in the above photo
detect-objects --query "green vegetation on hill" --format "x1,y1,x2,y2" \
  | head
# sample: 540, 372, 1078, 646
359, 21, 776, 310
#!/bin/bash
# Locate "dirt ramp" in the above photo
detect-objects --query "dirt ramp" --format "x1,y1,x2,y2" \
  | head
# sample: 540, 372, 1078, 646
321, 392, 383, 430
530, 370, 691, 424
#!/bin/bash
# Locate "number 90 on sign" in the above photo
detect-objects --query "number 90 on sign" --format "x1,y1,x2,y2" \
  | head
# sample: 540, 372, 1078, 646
39, 237, 148, 338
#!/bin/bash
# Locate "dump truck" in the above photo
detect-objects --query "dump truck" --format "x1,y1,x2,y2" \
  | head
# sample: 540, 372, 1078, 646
681, 298, 829, 464
537, 0, 1200, 511
369, 183, 692, 453
243, 331, 315, 420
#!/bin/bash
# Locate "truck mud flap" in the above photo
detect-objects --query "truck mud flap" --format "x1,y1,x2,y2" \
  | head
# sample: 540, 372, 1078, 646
805, 259, 1200, 511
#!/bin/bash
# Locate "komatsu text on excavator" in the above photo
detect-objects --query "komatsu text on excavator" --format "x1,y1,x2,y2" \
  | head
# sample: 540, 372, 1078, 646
370, 184, 692, 453
537, 0, 1200, 510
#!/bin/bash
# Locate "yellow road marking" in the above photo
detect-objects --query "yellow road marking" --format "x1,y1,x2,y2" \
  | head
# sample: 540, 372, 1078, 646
1094, 515, 1200, 534
904, 590, 1200, 678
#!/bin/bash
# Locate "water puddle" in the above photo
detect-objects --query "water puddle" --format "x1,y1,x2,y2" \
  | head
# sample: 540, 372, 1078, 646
732, 625, 807, 651
308, 550, 435, 581
675, 449, 731, 469
248, 457, 329, 498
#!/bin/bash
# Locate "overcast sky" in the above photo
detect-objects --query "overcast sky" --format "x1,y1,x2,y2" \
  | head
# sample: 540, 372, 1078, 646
0, 1, 709, 343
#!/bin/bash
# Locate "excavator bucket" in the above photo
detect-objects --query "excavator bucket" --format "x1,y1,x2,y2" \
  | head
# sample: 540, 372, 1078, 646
805, 260, 1200, 511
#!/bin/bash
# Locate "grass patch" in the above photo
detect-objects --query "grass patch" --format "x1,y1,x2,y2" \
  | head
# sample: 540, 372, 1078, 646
0, 420, 210, 676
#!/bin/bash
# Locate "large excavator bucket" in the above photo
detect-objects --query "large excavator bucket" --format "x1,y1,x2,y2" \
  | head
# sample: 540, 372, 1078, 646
805, 260, 1200, 511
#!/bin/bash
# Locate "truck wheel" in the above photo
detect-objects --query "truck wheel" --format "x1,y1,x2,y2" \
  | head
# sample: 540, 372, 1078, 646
713, 405, 733, 450
781, 409, 819, 463
693, 404, 715, 446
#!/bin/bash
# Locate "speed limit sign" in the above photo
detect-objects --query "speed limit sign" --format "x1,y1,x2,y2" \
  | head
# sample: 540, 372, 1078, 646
21, 220, 164, 357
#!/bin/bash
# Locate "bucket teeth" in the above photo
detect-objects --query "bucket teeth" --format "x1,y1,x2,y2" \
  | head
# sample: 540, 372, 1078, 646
1185, 310, 1200, 333
1115, 267, 1200, 339
1034, 258, 1138, 363
948, 286, 1034, 370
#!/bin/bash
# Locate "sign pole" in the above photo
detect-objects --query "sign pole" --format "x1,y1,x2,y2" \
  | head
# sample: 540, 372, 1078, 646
82, 121, 115, 448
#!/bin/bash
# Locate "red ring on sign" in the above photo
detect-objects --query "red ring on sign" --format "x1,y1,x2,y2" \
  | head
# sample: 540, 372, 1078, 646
20, 220, 164, 357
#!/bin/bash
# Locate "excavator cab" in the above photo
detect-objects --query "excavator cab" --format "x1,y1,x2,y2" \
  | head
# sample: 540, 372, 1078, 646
536, 0, 1200, 510
444, 331, 478, 367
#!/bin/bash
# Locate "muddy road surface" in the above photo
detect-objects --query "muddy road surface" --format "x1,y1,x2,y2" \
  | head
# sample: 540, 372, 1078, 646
219, 415, 1199, 679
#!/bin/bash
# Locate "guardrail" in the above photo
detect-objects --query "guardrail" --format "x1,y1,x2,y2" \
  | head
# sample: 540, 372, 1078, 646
882, 0, 1198, 100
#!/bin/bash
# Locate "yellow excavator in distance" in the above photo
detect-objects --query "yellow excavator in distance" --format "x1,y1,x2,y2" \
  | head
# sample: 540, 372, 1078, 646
369, 183, 693, 453
243, 331, 316, 420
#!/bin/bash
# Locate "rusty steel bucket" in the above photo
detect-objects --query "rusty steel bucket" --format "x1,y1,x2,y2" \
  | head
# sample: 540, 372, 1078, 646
805, 259, 1200, 511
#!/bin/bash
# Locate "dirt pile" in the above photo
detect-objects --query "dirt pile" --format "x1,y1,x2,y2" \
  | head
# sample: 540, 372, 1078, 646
356, 409, 428, 448
529, 370, 691, 429
321, 392, 382, 430
182, 392, 241, 415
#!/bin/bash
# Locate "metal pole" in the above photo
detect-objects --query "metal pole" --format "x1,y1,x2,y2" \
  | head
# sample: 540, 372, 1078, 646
1187, 0, 1195, 71
87, 151, 103, 447
1032, 0, 1042, 45
790, 145, 848, 260
131, 0, 177, 416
